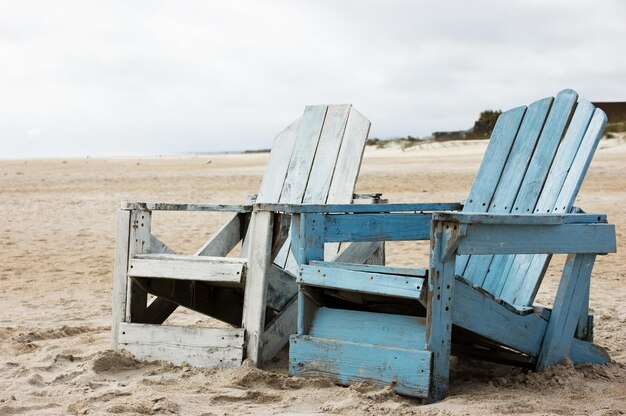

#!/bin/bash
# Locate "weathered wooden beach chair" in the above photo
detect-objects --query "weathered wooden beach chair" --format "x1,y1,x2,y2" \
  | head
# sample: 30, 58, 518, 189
272, 90, 616, 402
111, 104, 384, 368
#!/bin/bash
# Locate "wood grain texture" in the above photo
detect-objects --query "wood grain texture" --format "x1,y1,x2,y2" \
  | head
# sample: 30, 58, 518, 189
241, 211, 274, 366
128, 255, 245, 285
298, 265, 424, 300
111, 210, 131, 348
194, 213, 244, 257
127, 209, 151, 323
537, 254, 596, 369
290, 335, 431, 398
118, 323, 244, 368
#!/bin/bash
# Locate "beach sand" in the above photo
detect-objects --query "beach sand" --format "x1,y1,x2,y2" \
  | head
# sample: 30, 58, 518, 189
1, 138, 625, 415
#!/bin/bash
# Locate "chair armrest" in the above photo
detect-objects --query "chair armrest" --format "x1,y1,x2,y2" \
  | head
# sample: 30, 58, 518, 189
432, 211, 608, 225
121, 202, 253, 213
255, 202, 463, 214
432, 211, 616, 256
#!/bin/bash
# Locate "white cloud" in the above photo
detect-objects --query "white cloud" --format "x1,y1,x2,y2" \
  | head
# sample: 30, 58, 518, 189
0, 0, 625, 158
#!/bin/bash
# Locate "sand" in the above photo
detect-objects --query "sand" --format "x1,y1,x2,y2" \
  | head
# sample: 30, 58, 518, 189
1, 138, 625, 415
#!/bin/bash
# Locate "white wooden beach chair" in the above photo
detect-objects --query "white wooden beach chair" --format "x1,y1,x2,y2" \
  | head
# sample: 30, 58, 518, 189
111, 105, 383, 368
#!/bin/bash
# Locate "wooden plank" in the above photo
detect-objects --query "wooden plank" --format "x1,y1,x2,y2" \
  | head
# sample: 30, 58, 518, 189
432, 212, 606, 225
326, 107, 371, 204
569, 338, 611, 365
121, 202, 252, 212
257, 117, 301, 203
461, 97, 553, 284
456, 223, 616, 255
274, 106, 327, 270
508, 107, 608, 305
323, 213, 431, 242
289, 335, 431, 398
297, 287, 318, 336
280, 105, 328, 204
290, 214, 325, 265
265, 264, 297, 312
256, 202, 462, 214
298, 265, 425, 300
149, 234, 175, 254
302, 105, 351, 203
118, 323, 244, 368
111, 209, 131, 348
453, 105, 527, 274
127, 209, 151, 323
260, 297, 298, 364
128, 256, 245, 285
426, 222, 456, 402
309, 307, 427, 349
331, 241, 383, 263
537, 254, 596, 369
324, 107, 370, 258
241, 211, 274, 366
195, 213, 244, 257
496, 97, 596, 304
451, 279, 548, 356
309, 261, 427, 278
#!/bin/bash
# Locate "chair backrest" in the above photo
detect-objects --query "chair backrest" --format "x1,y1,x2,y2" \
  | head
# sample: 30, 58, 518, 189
456, 89, 607, 308
256, 105, 370, 271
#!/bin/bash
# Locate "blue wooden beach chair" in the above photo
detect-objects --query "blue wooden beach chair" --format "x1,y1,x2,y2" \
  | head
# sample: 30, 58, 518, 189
111, 105, 384, 368
264, 90, 617, 402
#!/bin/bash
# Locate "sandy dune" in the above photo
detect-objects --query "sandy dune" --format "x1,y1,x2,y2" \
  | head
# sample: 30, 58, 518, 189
1, 139, 625, 415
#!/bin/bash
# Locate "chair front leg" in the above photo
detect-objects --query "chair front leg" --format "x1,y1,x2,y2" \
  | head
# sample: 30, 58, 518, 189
537, 253, 596, 370
426, 221, 458, 402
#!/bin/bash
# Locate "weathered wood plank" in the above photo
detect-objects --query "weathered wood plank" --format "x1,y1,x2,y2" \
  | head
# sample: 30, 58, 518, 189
302, 105, 351, 204
241, 211, 274, 366
451, 279, 548, 356
426, 222, 456, 402
290, 336, 431, 398
260, 297, 298, 365
256, 202, 462, 214
298, 265, 425, 300
496, 97, 596, 304
537, 254, 596, 369
118, 323, 244, 368
331, 241, 383, 263
256, 117, 301, 203
462, 97, 553, 284
111, 210, 132, 348
309, 307, 427, 349
195, 213, 244, 257
454, 104, 527, 274
508, 107, 608, 305
128, 256, 245, 285
569, 338, 611, 365
127, 209, 151, 323
121, 202, 252, 212
432, 212, 607, 225
323, 213, 431, 242
456, 223, 616, 255
308, 261, 427, 278
326, 107, 371, 204
265, 264, 297, 312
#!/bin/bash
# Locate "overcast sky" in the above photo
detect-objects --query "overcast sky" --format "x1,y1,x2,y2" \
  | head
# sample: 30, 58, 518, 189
1, 1, 625, 158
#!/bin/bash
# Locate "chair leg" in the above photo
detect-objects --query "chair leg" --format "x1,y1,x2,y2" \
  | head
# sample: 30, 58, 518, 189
425, 222, 456, 402
126, 209, 152, 323
537, 253, 596, 370
112, 209, 131, 348
241, 210, 274, 366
